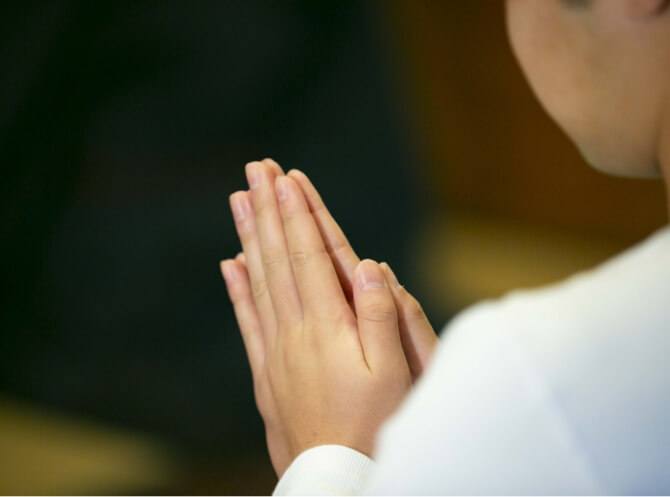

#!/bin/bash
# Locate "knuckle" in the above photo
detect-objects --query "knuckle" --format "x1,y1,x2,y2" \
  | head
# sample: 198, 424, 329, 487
326, 236, 349, 258
406, 294, 427, 321
236, 222, 254, 241
312, 203, 328, 219
289, 250, 311, 269
363, 302, 396, 324
261, 248, 285, 276
252, 198, 271, 217
251, 277, 268, 300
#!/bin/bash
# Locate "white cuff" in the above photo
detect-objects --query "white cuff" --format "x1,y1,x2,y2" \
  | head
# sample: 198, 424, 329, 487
273, 445, 375, 496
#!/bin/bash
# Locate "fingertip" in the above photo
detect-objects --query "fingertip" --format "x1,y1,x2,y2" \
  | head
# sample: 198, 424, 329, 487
276, 175, 308, 212
275, 175, 289, 202
235, 252, 247, 266
356, 259, 386, 291
380, 262, 401, 288
288, 169, 325, 211
220, 259, 235, 284
262, 158, 284, 175
229, 190, 252, 223
245, 160, 261, 167
229, 190, 244, 204
245, 161, 263, 190
284, 174, 301, 191
287, 169, 313, 190
287, 168, 305, 179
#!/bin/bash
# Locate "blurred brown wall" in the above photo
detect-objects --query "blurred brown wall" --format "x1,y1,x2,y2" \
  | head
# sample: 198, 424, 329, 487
387, 0, 666, 241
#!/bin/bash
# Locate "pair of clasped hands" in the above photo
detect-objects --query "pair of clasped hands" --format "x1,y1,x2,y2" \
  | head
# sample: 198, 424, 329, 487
220, 159, 439, 477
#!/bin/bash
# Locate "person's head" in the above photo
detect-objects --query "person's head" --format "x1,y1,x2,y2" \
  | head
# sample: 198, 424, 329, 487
506, 0, 670, 178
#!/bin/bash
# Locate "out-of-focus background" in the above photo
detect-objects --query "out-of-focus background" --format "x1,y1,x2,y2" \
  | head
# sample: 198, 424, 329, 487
1, 1, 666, 494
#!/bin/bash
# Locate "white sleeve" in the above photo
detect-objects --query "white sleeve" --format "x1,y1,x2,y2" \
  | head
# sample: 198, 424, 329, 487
366, 301, 602, 494
273, 445, 375, 496
274, 301, 604, 495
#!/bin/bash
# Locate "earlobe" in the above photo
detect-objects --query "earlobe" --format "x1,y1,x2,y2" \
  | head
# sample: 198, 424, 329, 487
626, 0, 669, 18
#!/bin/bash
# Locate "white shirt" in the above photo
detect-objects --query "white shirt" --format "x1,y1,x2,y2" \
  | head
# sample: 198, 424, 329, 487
274, 226, 670, 495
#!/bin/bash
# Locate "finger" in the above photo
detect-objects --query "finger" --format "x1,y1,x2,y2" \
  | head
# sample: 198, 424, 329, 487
235, 251, 247, 267
220, 258, 265, 379
381, 262, 438, 380
262, 158, 285, 177
230, 190, 278, 342
287, 169, 360, 301
353, 260, 405, 372
275, 175, 353, 325
246, 161, 303, 328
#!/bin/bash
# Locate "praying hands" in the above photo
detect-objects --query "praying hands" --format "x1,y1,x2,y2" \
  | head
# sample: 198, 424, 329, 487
220, 159, 438, 477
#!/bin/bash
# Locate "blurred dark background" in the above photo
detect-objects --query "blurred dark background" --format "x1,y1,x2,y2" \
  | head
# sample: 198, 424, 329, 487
1, 1, 666, 494
1, 1, 426, 493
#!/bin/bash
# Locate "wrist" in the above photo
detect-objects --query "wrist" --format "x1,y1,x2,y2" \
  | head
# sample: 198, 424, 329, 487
274, 445, 375, 496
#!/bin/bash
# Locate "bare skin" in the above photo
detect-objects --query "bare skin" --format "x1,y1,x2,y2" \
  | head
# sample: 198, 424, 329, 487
222, 159, 437, 476
506, 0, 670, 194
222, 0, 670, 480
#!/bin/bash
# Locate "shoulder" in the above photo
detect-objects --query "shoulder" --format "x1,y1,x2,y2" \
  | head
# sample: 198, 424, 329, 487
370, 298, 602, 494
370, 227, 670, 494
485, 226, 670, 400
486, 226, 670, 493
448, 224, 670, 344
438, 225, 670, 376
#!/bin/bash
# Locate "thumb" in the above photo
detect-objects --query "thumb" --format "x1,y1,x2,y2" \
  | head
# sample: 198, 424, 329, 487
354, 259, 405, 373
381, 263, 438, 381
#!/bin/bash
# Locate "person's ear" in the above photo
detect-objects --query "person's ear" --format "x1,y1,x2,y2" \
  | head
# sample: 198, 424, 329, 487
625, 0, 669, 18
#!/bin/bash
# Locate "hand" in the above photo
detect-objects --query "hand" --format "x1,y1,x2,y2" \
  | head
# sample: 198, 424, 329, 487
222, 160, 292, 475
221, 159, 438, 476
230, 160, 438, 380
283, 166, 438, 380
224, 159, 411, 470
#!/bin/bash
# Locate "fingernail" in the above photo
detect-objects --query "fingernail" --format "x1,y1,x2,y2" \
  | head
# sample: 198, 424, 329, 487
246, 162, 260, 190
276, 176, 288, 202
382, 262, 400, 288
220, 260, 235, 283
231, 194, 246, 221
357, 259, 386, 291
